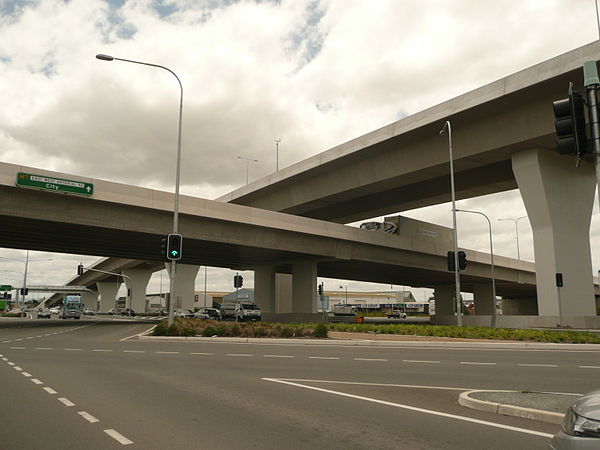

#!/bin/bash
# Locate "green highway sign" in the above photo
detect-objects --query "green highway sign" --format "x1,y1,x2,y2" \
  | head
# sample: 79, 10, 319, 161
0, 285, 13, 291
16, 172, 93, 196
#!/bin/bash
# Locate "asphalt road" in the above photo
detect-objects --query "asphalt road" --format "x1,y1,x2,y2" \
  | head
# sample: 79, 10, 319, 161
1, 317, 598, 449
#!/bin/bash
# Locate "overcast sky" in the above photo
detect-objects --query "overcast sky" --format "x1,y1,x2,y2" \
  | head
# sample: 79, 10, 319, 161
1, 0, 599, 301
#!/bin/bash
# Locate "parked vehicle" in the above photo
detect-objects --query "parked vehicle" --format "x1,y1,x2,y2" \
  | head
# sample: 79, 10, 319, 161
174, 309, 194, 318
332, 304, 357, 316
121, 308, 135, 317
83, 308, 95, 315
220, 301, 261, 322
59, 295, 82, 319
36, 308, 51, 319
550, 389, 600, 449
385, 306, 407, 319
194, 307, 222, 320
49, 307, 60, 315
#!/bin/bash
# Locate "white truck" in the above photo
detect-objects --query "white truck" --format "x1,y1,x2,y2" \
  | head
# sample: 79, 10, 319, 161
59, 294, 82, 319
385, 305, 407, 319
220, 301, 261, 322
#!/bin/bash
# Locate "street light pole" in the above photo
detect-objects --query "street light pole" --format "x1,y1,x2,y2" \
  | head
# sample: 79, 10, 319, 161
237, 156, 258, 185
275, 139, 281, 171
96, 53, 184, 327
456, 209, 497, 327
440, 121, 462, 326
497, 216, 528, 260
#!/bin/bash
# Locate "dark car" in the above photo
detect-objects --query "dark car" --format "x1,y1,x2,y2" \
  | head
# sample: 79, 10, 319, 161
36, 309, 51, 319
121, 308, 135, 317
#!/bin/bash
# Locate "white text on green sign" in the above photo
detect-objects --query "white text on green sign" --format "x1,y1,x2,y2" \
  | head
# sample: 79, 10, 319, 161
16, 172, 93, 196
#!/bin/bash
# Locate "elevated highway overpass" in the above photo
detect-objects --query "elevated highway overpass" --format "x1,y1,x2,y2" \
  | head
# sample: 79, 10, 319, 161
1, 161, 536, 320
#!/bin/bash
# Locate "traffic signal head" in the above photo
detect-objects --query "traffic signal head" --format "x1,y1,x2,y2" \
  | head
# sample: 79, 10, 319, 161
77, 264, 84, 276
166, 234, 183, 261
553, 91, 588, 156
458, 251, 467, 271
20, 287, 28, 296
160, 236, 167, 259
447, 251, 456, 272
317, 284, 323, 295
234, 274, 243, 288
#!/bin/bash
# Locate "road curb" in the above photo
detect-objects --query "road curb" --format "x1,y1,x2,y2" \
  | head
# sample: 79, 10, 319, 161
136, 334, 600, 350
458, 390, 565, 424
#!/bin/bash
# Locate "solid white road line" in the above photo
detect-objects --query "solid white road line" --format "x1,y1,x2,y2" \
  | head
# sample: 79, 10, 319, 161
460, 362, 497, 365
58, 397, 75, 407
31, 378, 43, 385
263, 378, 554, 439
518, 364, 558, 368
21, 372, 31, 377
275, 378, 472, 391
189, 352, 215, 355
78, 411, 99, 423
104, 429, 133, 445
263, 355, 295, 358
403, 360, 440, 364
43, 387, 57, 394
309, 356, 340, 360
354, 358, 388, 361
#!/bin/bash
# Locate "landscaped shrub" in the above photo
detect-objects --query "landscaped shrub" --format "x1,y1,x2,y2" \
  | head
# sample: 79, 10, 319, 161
313, 323, 328, 338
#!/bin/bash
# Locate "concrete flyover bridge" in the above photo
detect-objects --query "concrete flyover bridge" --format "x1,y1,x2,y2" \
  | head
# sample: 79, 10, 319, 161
0, 162, 536, 322
218, 41, 600, 326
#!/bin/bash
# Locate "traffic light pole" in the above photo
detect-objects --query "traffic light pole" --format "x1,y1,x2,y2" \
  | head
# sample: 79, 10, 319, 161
583, 61, 600, 217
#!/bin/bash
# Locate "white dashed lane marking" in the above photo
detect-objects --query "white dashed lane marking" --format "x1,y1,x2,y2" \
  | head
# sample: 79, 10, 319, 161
13, 366, 22, 371
123, 350, 145, 353
92, 349, 112, 352
156, 351, 179, 354
460, 362, 497, 365
35, 348, 53, 350
7, 362, 15, 366
354, 358, 388, 362
518, 364, 558, 368
31, 379, 43, 385
21, 372, 31, 377
189, 352, 214, 355
403, 360, 440, 364
58, 397, 75, 407
579, 365, 600, 369
43, 387, 57, 394
104, 429, 134, 445
64, 348, 82, 351
227, 354, 253, 357
10, 347, 26, 349
309, 356, 340, 360
78, 411, 99, 423
263, 355, 294, 358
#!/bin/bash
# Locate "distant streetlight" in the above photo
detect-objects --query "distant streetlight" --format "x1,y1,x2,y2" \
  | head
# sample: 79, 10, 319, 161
497, 216, 528, 260
440, 120, 462, 326
96, 53, 183, 328
339, 285, 348, 304
237, 156, 258, 185
1, 252, 53, 307
275, 139, 281, 171
456, 209, 497, 328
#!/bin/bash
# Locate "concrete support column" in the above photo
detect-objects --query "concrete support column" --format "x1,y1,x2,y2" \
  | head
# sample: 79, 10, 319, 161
165, 263, 199, 310
512, 149, 596, 316
291, 262, 317, 313
276, 273, 292, 313
434, 285, 455, 316
473, 284, 495, 315
254, 265, 276, 313
122, 268, 153, 313
96, 280, 121, 313
501, 298, 538, 315
82, 291, 98, 310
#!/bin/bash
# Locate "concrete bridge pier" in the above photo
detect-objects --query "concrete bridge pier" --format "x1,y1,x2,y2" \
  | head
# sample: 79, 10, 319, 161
472, 284, 495, 315
96, 280, 121, 313
255, 262, 321, 322
431, 285, 459, 325
122, 268, 153, 313
512, 149, 596, 319
164, 263, 199, 310
82, 290, 98, 310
